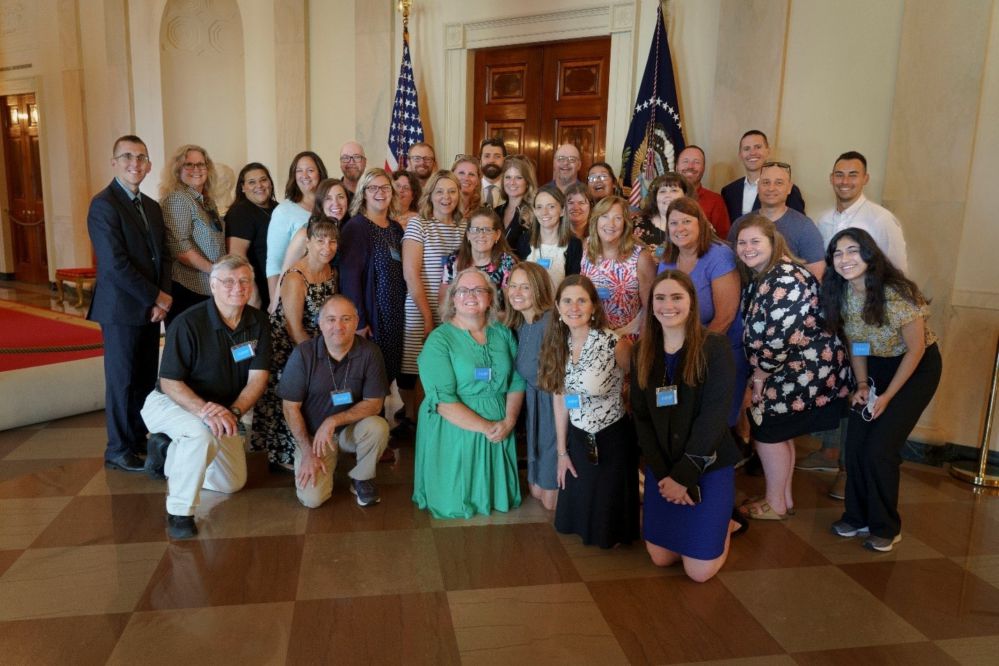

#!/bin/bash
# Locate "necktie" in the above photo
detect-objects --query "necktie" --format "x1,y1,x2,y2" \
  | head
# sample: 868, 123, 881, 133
132, 196, 148, 230
485, 185, 496, 208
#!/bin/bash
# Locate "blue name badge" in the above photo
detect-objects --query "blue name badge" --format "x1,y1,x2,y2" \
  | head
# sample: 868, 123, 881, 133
656, 385, 678, 407
596, 287, 611, 300
440, 255, 450, 267
330, 390, 354, 407
230, 341, 256, 362
564, 394, 582, 409
474, 367, 492, 382
851, 341, 871, 357
537, 257, 552, 269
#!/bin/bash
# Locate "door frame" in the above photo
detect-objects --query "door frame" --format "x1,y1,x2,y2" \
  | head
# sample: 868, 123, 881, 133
444, 2, 638, 167
0, 76, 53, 283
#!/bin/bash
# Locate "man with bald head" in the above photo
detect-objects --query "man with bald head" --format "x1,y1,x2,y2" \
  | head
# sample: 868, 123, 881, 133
676, 145, 730, 238
548, 143, 584, 193
339, 141, 367, 206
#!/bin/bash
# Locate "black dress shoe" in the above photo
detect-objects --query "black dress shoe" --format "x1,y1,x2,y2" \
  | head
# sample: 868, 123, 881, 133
145, 433, 172, 480
104, 451, 145, 473
167, 513, 197, 539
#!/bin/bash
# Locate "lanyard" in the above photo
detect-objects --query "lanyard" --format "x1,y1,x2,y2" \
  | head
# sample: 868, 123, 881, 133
325, 351, 352, 393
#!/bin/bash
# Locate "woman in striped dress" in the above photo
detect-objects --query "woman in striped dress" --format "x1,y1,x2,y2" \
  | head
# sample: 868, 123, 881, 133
397, 170, 467, 431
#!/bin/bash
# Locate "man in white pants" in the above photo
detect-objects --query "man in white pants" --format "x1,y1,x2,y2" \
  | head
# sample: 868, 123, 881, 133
141, 254, 271, 539
279, 295, 390, 508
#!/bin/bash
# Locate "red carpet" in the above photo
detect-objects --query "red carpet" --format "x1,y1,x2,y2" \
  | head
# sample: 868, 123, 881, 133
0, 300, 103, 371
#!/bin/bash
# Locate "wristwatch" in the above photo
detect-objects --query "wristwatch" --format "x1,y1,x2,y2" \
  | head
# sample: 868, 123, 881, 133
231, 407, 243, 418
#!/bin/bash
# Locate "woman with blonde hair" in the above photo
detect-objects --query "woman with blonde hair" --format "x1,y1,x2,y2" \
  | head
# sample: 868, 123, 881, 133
160, 144, 225, 326
494, 156, 537, 253
452, 156, 483, 220
581, 195, 656, 338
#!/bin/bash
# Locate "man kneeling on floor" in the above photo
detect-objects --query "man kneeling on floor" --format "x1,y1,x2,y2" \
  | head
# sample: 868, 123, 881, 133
279, 294, 390, 508
141, 254, 271, 539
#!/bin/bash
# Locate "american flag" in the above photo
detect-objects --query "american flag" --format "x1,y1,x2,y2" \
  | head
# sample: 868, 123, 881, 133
385, 27, 425, 172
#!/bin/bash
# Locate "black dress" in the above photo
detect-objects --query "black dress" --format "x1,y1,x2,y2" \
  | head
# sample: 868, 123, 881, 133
225, 198, 277, 311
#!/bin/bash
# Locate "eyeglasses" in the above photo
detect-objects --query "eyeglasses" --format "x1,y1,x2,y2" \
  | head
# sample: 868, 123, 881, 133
762, 160, 792, 176
115, 152, 150, 164
556, 156, 580, 164
340, 154, 365, 163
408, 155, 434, 164
454, 287, 490, 297
585, 433, 599, 465
588, 174, 609, 182
394, 184, 412, 192
183, 162, 208, 171
467, 226, 496, 235
212, 277, 253, 289
365, 184, 393, 194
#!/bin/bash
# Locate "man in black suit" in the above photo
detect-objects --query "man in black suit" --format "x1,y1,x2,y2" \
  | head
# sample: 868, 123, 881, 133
87, 135, 173, 472
720, 129, 805, 223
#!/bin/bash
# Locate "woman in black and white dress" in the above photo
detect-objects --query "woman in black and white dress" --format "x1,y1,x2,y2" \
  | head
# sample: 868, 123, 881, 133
538, 274, 639, 548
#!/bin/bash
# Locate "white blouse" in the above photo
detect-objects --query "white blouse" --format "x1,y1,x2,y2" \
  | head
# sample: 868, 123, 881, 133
564, 328, 624, 433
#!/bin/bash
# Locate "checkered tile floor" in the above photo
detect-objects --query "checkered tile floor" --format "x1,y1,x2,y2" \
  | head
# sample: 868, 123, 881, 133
2, 409, 999, 665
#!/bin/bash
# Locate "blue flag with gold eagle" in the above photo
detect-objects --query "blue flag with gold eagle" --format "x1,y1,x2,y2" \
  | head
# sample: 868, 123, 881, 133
621, 4, 685, 210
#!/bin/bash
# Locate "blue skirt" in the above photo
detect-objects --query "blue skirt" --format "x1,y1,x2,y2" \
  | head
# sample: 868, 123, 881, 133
643, 465, 735, 560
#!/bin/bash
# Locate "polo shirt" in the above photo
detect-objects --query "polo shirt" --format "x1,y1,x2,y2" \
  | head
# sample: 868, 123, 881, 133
157, 299, 272, 406
277, 335, 388, 434
728, 207, 825, 264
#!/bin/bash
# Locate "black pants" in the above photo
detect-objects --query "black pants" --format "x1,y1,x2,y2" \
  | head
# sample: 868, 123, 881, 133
100, 322, 161, 459
165, 281, 209, 328
843, 344, 941, 538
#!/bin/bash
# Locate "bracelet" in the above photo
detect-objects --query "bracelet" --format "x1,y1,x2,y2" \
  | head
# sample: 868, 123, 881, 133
557, 451, 569, 458
752, 378, 764, 384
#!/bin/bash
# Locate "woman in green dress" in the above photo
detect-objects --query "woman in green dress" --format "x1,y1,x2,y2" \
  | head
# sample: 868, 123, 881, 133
412, 267, 525, 519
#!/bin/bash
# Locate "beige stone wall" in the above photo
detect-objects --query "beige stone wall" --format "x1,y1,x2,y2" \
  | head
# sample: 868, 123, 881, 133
1, 0, 997, 451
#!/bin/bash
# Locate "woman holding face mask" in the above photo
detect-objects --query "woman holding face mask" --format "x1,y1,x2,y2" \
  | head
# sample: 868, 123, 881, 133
538, 275, 639, 548
822, 228, 941, 552
226, 162, 278, 310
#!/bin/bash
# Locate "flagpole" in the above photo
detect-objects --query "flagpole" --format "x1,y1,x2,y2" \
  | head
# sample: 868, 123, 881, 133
398, 0, 412, 27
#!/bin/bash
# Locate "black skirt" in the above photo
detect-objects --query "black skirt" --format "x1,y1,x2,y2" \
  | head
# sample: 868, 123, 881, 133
555, 416, 640, 549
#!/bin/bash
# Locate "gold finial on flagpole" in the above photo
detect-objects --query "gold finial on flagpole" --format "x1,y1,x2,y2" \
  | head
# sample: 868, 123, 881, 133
398, 0, 413, 28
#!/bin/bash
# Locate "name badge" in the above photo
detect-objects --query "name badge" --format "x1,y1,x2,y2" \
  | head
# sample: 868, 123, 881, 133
474, 367, 492, 382
656, 385, 678, 407
389, 246, 401, 261
654, 245, 665, 260
851, 341, 871, 357
440, 255, 450, 267
230, 341, 256, 362
564, 394, 582, 409
596, 287, 611, 300
537, 258, 552, 269
330, 390, 354, 406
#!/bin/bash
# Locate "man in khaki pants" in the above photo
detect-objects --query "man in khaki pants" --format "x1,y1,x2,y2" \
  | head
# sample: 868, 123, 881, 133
280, 295, 390, 508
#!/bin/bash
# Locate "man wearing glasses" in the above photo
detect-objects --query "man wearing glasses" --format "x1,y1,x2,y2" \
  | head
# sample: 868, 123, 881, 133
87, 135, 173, 473
407, 142, 436, 188
339, 141, 368, 204
548, 144, 584, 193
140, 255, 272, 539
721, 130, 806, 223
727, 161, 826, 279
279, 295, 390, 509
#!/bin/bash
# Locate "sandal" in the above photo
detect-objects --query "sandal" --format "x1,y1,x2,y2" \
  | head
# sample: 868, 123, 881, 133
738, 499, 788, 521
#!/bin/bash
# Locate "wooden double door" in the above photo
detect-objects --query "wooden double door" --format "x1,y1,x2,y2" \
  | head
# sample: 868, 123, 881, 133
473, 37, 610, 185
1, 93, 47, 284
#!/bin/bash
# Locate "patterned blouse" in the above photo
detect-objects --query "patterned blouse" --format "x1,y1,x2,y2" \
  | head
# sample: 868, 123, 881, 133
742, 260, 851, 416
633, 215, 667, 258
162, 185, 225, 295
565, 328, 624, 433
843, 285, 937, 357
581, 244, 644, 334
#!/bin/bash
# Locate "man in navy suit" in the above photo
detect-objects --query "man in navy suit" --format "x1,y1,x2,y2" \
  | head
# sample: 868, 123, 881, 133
87, 135, 173, 472
721, 130, 805, 223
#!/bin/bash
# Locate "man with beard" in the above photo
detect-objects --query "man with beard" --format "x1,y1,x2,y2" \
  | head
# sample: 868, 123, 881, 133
676, 145, 730, 238
339, 141, 367, 205
479, 137, 506, 208
407, 142, 436, 189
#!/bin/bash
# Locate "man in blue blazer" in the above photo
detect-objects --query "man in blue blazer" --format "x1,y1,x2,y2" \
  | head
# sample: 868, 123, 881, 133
87, 135, 173, 472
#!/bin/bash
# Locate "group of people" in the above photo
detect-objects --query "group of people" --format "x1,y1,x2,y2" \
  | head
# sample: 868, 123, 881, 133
86, 130, 940, 577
